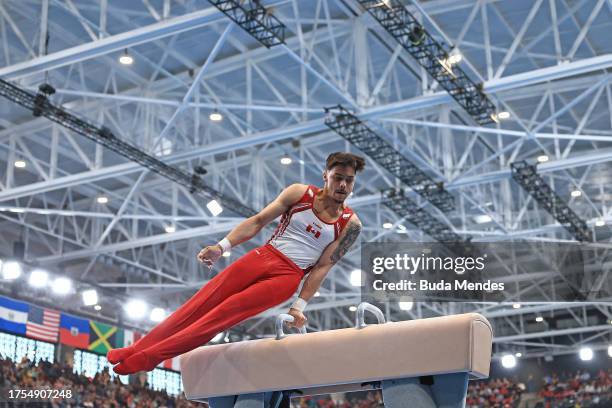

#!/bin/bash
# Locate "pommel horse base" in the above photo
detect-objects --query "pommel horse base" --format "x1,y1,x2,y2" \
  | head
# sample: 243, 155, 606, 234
180, 303, 493, 408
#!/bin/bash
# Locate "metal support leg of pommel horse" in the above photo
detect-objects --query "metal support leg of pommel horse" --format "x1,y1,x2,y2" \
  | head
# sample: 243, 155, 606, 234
208, 392, 289, 408
381, 373, 470, 408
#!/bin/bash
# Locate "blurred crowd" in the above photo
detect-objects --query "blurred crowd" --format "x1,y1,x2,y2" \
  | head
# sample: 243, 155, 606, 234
537, 369, 612, 408
0, 356, 198, 407
2, 355, 612, 408
466, 377, 525, 408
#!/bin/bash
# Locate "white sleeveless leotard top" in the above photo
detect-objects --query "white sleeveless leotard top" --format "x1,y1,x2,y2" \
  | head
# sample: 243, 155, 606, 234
268, 185, 354, 272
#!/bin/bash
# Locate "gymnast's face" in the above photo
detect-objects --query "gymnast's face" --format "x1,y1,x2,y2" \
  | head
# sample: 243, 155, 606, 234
323, 165, 356, 204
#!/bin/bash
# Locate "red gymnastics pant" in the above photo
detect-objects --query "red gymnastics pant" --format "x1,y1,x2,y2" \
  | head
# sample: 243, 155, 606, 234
131, 244, 303, 366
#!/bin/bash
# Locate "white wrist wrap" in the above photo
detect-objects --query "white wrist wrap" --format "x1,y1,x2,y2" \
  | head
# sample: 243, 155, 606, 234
218, 237, 232, 253
290, 297, 308, 312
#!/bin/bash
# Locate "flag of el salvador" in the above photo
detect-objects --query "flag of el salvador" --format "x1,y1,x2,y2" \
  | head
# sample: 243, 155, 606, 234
0, 296, 28, 335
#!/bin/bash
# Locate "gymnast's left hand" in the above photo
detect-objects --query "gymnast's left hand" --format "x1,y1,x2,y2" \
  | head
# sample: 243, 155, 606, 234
287, 308, 307, 329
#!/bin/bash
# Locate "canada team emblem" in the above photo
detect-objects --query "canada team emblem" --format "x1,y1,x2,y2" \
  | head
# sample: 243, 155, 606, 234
305, 224, 321, 238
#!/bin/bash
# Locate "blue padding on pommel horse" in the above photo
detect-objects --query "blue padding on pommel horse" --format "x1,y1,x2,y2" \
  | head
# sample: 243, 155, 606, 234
382, 373, 470, 408
209, 374, 470, 408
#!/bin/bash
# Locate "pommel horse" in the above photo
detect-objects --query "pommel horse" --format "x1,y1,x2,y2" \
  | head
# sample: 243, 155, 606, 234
180, 303, 493, 408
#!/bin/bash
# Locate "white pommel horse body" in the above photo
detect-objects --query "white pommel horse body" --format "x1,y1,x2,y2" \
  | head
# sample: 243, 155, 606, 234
180, 303, 493, 408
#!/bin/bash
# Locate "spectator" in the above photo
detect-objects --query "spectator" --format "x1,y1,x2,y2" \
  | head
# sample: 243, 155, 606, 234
3, 355, 611, 408
1, 355, 200, 407
538, 368, 611, 408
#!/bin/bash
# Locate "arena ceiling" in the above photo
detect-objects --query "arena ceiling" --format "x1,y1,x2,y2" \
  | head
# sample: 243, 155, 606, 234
0, 0, 611, 363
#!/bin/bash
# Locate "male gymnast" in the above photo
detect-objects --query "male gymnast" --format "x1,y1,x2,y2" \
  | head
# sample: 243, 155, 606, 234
109, 152, 364, 374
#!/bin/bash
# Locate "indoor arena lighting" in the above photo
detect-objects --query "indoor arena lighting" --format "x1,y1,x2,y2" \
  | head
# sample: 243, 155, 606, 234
94, 305, 102, 311
52, 277, 72, 295
497, 111, 511, 120
150, 307, 167, 322
511, 161, 591, 242
96, 195, 109, 204
381, 188, 465, 242
537, 155, 549, 163
376, 0, 392, 7
325, 105, 455, 212
349, 306, 357, 312
207, 199, 223, 216
535, 316, 544, 323
474, 214, 492, 224
398, 301, 414, 311
0, 79, 258, 220
608, 345, 612, 358
164, 224, 176, 233
501, 354, 517, 369
29, 269, 49, 288
14, 160, 26, 168
2, 261, 22, 280
350, 269, 362, 286
119, 49, 133, 65
447, 53, 462, 64
595, 219, 605, 227
579, 347, 593, 361
358, 1, 497, 125
209, 111, 223, 122
207, 0, 286, 48
280, 156, 292, 165
82, 289, 98, 306
125, 299, 148, 320
382, 222, 393, 229
512, 303, 521, 309
571, 189, 582, 198
515, 353, 522, 358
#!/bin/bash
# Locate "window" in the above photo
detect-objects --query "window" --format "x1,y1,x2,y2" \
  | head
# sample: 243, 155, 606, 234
0, 332, 16, 361
0, 332, 54, 363
147, 368, 182, 396
73, 350, 128, 384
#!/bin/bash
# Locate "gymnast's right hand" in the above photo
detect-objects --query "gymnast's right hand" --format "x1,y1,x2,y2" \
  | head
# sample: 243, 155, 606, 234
197, 245, 223, 268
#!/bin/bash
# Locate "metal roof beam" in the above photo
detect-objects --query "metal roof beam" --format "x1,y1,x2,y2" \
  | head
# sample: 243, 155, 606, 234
1, 55, 612, 202
494, 325, 612, 342
37, 220, 241, 263
0, 0, 314, 80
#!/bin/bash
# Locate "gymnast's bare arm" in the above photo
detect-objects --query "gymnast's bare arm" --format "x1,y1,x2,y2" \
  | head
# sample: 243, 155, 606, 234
288, 215, 362, 328
197, 184, 308, 267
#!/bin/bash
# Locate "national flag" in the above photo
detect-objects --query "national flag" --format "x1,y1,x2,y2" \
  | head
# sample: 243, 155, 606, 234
123, 329, 143, 347
89, 321, 121, 354
59, 314, 90, 348
26, 305, 60, 342
113, 328, 124, 350
0, 296, 28, 335
160, 356, 181, 371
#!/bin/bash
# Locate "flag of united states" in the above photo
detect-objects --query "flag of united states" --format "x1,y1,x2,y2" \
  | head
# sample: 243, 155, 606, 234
26, 305, 60, 342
